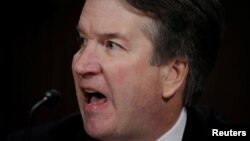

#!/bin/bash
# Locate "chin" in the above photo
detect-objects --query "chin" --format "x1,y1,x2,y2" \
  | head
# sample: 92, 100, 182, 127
86, 129, 115, 141
84, 120, 116, 140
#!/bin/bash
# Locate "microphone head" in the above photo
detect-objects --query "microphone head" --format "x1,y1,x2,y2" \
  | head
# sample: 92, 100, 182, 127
43, 89, 62, 107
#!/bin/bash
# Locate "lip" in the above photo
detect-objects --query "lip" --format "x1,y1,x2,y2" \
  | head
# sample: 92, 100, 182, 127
84, 97, 110, 113
80, 86, 111, 113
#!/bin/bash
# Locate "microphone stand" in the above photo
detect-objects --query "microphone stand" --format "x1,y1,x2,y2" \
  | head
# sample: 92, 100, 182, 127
23, 89, 62, 141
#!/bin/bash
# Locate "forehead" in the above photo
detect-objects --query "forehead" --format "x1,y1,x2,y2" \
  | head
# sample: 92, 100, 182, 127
82, 0, 144, 16
78, 0, 154, 39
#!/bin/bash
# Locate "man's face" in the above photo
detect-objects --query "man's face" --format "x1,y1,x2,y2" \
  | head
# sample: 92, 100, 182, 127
72, 0, 167, 140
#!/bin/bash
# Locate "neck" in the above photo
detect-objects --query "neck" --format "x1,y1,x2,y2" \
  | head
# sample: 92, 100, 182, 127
115, 93, 183, 141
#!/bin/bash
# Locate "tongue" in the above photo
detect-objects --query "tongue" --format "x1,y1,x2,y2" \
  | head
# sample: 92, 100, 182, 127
90, 96, 107, 105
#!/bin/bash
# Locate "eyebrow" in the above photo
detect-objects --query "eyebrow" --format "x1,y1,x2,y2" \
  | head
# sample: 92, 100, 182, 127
76, 25, 128, 41
101, 33, 128, 42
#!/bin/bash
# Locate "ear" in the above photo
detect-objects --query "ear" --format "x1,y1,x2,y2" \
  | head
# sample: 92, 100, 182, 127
160, 59, 189, 98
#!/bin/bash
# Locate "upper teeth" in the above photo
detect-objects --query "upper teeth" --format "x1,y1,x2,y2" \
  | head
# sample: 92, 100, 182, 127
85, 89, 97, 93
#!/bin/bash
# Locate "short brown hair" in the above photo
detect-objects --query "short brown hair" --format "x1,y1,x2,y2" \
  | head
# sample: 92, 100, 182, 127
127, 0, 224, 105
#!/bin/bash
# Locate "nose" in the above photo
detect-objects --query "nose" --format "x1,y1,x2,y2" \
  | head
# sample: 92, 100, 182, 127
72, 46, 102, 78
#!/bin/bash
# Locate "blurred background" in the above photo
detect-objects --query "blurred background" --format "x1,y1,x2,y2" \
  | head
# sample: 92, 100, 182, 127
1, 0, 249, 139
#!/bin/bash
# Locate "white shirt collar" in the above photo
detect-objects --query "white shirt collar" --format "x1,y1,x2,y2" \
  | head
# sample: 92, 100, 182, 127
157, 108, 187, 141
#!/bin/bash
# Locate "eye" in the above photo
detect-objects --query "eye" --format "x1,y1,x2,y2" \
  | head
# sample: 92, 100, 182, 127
106, 41, 122, 49
76, 36, 87, 48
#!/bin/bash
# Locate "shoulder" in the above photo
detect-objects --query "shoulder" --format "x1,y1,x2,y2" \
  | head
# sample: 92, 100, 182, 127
183, 106, 226, 141
186, 106, 226, 125
5, 112, 98, 141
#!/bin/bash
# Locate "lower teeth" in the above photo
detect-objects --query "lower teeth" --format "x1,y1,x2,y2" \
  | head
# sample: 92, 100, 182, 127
89, 96, 107, 104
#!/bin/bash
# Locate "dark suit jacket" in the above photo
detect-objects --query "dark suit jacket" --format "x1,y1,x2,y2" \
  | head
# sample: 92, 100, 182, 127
5, 106, 231, 141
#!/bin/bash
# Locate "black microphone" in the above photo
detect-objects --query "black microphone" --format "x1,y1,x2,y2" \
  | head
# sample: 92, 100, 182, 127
23, 89, 62, 141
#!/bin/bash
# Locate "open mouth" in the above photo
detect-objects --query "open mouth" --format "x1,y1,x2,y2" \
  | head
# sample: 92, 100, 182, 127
84, 90, 108, 104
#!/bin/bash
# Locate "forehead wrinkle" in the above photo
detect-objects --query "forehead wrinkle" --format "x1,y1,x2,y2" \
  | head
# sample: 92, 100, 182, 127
78, 0, 155, 43
76, 19, 90, 36
77, 17, 96, 39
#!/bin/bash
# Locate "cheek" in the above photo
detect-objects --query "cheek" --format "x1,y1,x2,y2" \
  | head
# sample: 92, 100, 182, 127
105, 61, 159, 104
104, 62, 133, 87
103, 63, 137, 101
112, 67, 129, 84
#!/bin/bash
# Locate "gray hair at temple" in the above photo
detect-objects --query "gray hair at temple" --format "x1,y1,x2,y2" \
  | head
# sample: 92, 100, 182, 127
126, 0, 224, 105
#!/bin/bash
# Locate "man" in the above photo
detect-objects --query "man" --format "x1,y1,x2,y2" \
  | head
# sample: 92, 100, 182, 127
71, 0, 224, 140
6, 0, 224, 141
